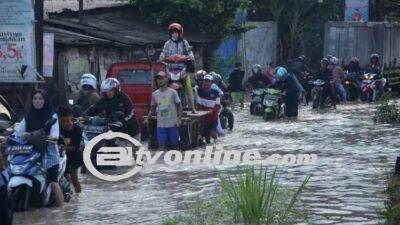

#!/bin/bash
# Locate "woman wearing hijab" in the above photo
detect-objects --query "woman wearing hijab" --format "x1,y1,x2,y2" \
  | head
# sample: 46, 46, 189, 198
14, 89, 64, 207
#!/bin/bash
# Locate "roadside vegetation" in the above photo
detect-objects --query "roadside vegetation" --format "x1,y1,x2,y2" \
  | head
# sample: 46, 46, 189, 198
163, 167, 310, 225
382, 172, 400, 225
373, 92, 400, 124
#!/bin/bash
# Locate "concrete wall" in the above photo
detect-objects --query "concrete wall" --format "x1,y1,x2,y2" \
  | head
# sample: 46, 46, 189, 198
238, 21, 277, 80
324, 22, 400, 67
44, 0, 129, 13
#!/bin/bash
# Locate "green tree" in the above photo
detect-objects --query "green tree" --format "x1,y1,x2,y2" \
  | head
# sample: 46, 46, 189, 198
130, 0, 250, 40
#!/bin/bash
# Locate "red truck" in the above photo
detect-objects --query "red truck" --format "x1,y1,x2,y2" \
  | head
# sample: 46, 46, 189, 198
106, 61, 164, 139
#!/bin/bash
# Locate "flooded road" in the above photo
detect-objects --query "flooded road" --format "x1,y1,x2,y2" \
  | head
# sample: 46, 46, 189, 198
14, 102, 399, 225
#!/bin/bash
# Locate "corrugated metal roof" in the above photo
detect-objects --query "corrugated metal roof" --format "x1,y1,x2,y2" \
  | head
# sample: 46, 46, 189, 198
46, 5, 215, 45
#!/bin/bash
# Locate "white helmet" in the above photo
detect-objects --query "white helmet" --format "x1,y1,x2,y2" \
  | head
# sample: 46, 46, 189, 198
80, 73, 97, 90
101, 78, 120, 93
329, 57, 339, 65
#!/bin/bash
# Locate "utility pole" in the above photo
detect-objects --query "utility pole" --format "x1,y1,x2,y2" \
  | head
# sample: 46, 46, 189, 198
34, 0, 43, 75
79, 0, 84, 23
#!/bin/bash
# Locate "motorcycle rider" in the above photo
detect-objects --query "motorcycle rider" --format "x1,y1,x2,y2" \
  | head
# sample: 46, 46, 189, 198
14, 89, 64, 207
244, 64, 271, 90
273, 67, 301, 118
365, 53, 384, 100
75, 73, 100, 113
315, 58, 337, 107
329, 57, 347, 103
84, 78, 140, 138
159, 23, 196, 113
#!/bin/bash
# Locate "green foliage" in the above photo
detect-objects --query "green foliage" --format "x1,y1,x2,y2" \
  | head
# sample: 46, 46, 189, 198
383, 173, 400, 225
164, 167, 310, 225
130, 0, 250, 40
220, 167, 309, 225
209, 53, 240, 79
373, 93, 400, 124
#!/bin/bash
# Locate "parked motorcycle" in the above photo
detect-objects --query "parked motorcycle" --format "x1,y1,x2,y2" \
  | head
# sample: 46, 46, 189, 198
250, 88, 266, 116
311, 79, 335, 110
360, 73, 387, 102
262, 88, 285, 121
5, 120, 71, 212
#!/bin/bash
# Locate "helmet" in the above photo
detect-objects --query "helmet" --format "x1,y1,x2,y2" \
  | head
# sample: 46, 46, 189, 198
276, 67, 288, 80
252, 64, 262, 74
370, 53, 379, 61
168, 23, 184, 36
101, 78, 120, 93
298, 55, 306, 62
320, 58, 329, 64
212, 73, 222, 82
203, 74, 213, 81
329, 57, 339, 65
195, 70, 207, 82
80, 73, 97, 90
350, 57, 359, 63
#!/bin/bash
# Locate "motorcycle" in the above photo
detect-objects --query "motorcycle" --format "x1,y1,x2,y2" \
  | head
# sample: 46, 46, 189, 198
250, 88, 266, 116
360, 73, 387, 102
262, 88, 285, 121
5, 120, 71, 211
78, 116, 120, 170
164, 55, 191, 105
311, 79, 335, 110
220, 92, 234, 131
344, 71, 361, 101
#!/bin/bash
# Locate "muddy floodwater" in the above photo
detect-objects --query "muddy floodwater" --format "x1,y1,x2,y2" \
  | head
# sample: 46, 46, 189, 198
13, 102, 400, 225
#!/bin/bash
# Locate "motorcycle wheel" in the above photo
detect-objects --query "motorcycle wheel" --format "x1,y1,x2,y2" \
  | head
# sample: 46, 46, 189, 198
263, 112, 273, 121
11, 185, 30, 212
250, 103, 256, 115
360, 92, 369, 102
220, 108, 234, 130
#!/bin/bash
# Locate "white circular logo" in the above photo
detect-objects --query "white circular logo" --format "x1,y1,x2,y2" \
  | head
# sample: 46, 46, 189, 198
83, 131, 144, 181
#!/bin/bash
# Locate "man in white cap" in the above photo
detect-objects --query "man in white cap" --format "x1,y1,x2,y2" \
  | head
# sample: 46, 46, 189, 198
194, 74, 221, 144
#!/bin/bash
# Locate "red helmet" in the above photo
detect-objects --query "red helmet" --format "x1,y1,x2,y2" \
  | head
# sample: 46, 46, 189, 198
168, 23, 184, 36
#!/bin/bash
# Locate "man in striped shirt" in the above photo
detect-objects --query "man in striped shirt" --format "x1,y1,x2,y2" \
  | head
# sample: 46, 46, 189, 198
194, 74, 221, 144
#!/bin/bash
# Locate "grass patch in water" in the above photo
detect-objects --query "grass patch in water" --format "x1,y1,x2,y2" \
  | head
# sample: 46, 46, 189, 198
382, 172, 400, 225
163, 166, 310, 225
373, 92, 400, 124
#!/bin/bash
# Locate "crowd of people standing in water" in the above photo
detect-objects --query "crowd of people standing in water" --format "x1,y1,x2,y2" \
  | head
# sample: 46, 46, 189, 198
0, 22, 388, 225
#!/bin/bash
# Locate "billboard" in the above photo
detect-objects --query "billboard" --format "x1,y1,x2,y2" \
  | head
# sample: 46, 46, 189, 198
345, 0, 369, 22
0, 0, 36, 82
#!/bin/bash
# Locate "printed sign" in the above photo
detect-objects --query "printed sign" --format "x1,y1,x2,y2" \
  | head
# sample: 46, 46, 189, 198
43, 33, 54, 77
0, 0, 36, 82
345, 0, 369, 22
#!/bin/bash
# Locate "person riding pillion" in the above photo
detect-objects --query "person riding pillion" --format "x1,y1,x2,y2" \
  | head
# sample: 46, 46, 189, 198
75, 73, 100, 112
159, 23, 196, 113
84, 78, 140, 138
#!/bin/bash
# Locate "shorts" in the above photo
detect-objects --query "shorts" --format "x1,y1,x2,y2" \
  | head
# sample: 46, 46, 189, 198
231, 91, 244, 103
204, 121, 218, 138
66, 150, 83, 174
46, 164, 59, 183
157, 127, 179, 147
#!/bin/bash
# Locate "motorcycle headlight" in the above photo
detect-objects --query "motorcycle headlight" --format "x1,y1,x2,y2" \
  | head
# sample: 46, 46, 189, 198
10, 164, 29, 175
265, 100, 274, 106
